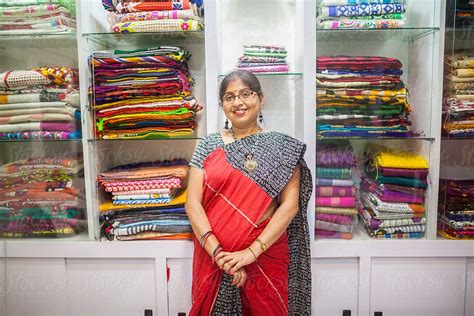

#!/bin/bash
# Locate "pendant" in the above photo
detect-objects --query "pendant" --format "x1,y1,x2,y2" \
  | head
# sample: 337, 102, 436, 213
244, 154, 258, 172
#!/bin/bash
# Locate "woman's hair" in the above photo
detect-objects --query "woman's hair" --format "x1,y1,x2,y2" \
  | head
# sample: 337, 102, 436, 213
219, 70, 263, 103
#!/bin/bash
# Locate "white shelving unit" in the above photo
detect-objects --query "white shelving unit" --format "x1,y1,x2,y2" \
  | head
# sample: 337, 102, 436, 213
2, 1, 474, 316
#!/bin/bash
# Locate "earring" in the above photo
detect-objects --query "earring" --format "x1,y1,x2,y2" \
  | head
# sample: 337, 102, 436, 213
224, 118, 229, 130
258, 112, 263, 124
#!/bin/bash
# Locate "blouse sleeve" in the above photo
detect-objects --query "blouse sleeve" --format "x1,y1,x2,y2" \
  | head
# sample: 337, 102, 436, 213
189, 136, 209, 170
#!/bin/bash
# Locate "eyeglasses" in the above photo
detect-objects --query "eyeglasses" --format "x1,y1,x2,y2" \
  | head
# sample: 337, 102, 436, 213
221, 89, 258, 104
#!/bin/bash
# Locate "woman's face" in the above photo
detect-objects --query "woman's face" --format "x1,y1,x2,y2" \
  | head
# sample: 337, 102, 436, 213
221, 78, 264, 129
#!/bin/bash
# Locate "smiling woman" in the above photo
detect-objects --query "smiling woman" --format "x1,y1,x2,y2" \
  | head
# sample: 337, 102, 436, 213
185, 70, 313, 315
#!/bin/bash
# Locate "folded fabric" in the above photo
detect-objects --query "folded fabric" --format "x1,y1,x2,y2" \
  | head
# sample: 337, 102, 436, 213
359, 205, 426, 229
0, 67, 78, 89
315, 229, 352, 240
317, 19, 405, 29
318, 4, 406, 18
109, 9, 202, 24
316, 186, 355, 197
316, 196, 355, 208
371, 148, 429, 169
316, 206, 358, 216
316, 167, 352, 179
316, 220, 353, 233
316, 178, 354, 186
315, 213, 353, 225
112, 19, 203, 33
100, 189, 187, 213
320, 0, 406, 5
361, 192, 425, 213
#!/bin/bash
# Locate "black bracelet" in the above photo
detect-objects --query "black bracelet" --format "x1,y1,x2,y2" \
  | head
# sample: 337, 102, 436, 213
211, 244, 222, 265
199, 230, 213, 248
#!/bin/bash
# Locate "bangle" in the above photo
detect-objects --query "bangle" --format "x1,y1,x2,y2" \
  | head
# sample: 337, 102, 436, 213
255, 238, 267, 252
211, 244, 222, 265
200, 230, 213, 248
248, 247, 257, 262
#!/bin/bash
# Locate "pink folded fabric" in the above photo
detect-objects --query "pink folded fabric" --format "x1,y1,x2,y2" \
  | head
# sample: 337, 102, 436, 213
316, 196, 355, 208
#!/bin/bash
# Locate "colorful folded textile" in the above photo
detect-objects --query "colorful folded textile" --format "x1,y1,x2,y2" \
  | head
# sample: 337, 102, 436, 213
0, 67, 80, 139
0, 156, 85, 238
315, 141, 357, 239
317, 1, 406, 29
0, 2, 76, 34
316, 206, 358, 216
236, 44, 290, 74
102, 0, 204, 32
358, 144, 429, 238
316, 186, 355, 197
443, 51, 474, 138
112, 19, 203, 33
316, 56, 414, 138
316, 196, 355, 208
318, 4, 406, 18
438, 179, 474, 239
99, 159, 192, 241
91, 46, 202, 139
315, 228, 352, 240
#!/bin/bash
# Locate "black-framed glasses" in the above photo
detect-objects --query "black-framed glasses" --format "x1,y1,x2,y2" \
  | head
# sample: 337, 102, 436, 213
221, 89, 258, 104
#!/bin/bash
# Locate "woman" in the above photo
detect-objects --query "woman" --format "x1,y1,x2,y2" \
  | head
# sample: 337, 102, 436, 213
185, 70, 312, 315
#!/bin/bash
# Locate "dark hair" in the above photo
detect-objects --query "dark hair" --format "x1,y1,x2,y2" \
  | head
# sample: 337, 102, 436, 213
219, 70, 263, 103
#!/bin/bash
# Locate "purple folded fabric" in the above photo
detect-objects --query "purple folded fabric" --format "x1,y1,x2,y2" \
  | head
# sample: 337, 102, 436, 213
379, 167, 429, 179
375, 190, 424, 204
315, 213, 353, 225
360, 177, 426, 204
316, 186, 355, 197
315, 229, 352, 239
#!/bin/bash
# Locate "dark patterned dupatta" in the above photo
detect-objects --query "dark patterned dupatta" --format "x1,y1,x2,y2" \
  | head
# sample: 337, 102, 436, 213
189, 132, 312, 315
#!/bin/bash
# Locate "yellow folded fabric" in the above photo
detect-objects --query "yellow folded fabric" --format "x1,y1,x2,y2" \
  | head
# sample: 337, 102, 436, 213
99, 189, 187, 213
374, 151, 428, 169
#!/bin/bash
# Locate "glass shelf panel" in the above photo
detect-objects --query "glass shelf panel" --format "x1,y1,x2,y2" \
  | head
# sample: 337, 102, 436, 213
0, 139, 82, 143
219, 72, 302, 77
317, 137, 435, 141
316, 27, 439, 42
0, 32, 77, 47
83, 31, 204, 47
88, 137, 202, 142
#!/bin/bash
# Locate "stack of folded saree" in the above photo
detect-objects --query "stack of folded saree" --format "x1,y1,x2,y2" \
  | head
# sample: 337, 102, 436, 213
438, 179, 474, 239
316, 0, 406, 30
0, 157, 85, 238
315, 141, 357, 239
91, 46, 202, 139
236, 45, 289, 74
443, 52, 474, 138
358, 145, 429, 239
0, 0, 76, 34
316, 55, 413, 138
0, 66, 81, 140
99, 159, 192, 241
102, 0, 204, 33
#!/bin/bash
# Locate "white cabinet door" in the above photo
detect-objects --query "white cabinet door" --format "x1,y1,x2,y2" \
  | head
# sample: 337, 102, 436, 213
66, 258, 157, 316
466, 258, 474, 316
312, 258, 359, 316
6, 258, 68, 316
370, 257, 466, 316
167, 258, 193, 315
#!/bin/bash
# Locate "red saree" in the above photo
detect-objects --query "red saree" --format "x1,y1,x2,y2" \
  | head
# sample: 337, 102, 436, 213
188, 132, 312, 315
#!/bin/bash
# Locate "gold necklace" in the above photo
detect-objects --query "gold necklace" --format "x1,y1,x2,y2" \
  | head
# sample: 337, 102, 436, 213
230, 127, 262, 172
